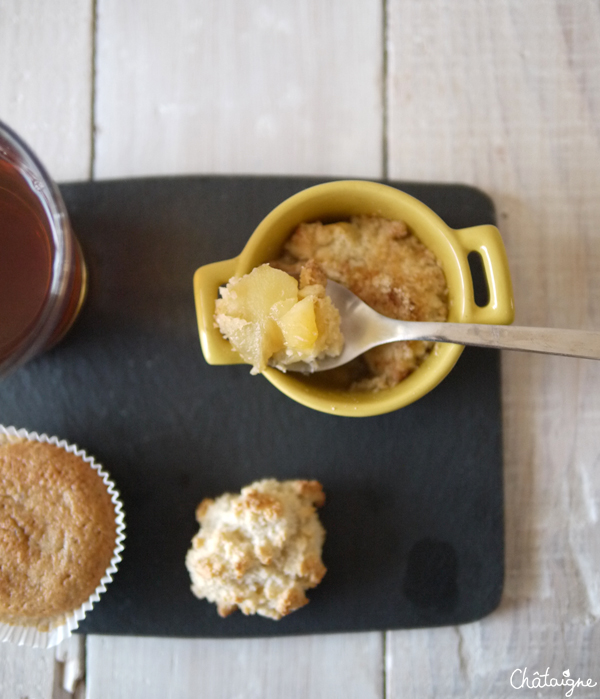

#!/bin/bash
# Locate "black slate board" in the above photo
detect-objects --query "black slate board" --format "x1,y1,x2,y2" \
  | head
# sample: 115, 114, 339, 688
0, 176, 504, 637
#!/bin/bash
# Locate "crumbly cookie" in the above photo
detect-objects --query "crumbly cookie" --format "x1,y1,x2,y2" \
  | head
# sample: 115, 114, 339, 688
185, 479, 327, 620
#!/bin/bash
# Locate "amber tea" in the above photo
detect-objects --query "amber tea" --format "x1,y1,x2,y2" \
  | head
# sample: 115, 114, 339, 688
0, 121, 86, 375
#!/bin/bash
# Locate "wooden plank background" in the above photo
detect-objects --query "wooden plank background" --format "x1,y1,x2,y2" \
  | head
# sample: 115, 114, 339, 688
385, 3, 600, 696
93, 0, 383, 178
1, 1, 599, 697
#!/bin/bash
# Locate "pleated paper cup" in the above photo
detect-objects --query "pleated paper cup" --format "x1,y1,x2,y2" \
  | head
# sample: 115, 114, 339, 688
0, 426, 126, 648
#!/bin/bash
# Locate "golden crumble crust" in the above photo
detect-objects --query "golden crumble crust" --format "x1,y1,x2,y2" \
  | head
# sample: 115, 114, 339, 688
0, 440, 117, 624
272, 215, 449, 390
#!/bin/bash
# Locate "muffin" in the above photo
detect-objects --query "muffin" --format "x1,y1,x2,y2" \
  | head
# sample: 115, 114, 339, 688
186, 479, 326, 620
0, 426, 125, 647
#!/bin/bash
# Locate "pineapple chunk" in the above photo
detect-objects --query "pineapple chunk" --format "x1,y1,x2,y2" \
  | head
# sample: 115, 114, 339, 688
214, 263, 343, 374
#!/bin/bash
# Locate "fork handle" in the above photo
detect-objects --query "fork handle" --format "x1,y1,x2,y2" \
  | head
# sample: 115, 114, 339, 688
405, 322, 600, 360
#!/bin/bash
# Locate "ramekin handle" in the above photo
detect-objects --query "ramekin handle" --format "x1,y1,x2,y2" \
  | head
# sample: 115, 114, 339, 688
193, 258, 246, 365
454, 225, 515, 325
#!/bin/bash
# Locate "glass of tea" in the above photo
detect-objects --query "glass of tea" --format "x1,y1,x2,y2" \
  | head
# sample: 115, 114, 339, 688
0, 120, 87, 377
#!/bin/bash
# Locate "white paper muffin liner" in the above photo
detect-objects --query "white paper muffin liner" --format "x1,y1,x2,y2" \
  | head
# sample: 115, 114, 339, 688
0, 425, 126, 648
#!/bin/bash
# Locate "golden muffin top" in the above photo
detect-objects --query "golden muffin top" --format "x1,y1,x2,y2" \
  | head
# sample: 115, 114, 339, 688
0, 439, 117, 625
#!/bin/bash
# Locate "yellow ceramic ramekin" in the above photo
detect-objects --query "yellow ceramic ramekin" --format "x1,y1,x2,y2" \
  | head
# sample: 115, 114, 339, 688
193, 180, 514, 417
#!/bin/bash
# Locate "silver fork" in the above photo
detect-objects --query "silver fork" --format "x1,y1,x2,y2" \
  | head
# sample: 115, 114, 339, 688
285, 280, 600, 373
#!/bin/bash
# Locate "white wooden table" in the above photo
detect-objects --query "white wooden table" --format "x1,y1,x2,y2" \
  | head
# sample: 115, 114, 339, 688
1, 2, 600, 697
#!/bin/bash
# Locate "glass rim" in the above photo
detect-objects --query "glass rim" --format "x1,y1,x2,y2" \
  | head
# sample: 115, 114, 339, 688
0, 119, 75, 375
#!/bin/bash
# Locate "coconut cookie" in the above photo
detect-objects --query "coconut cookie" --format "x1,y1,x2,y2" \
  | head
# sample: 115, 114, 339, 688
185, 479, 326, 620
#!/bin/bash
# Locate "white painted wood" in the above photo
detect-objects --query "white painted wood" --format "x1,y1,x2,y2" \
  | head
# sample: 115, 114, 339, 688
0, 2, 93, 698
88, 2, 385, 698
0, 0, 93, 181
7, 1, 600, 697
0, 644, 55, 699
0, 636, 83, 699
87, 633, 383, 699
386, 1, 600, 696
0, 636, 85, 699
94, 0, 383, 179
54, 636, 85, 698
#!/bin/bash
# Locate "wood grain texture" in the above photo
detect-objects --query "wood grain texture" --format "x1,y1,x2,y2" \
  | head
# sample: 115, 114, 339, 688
0, 644, 55, 699
0, 2, 93, 697
0, 636, 84, 699
87, 633, 383, 699
386, 1, 600, 695
87, 2, 385, 698
0, 0, 93, 181
94, 0, 383, 178
54, 636, 85, 699
4, 1, 600, 697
